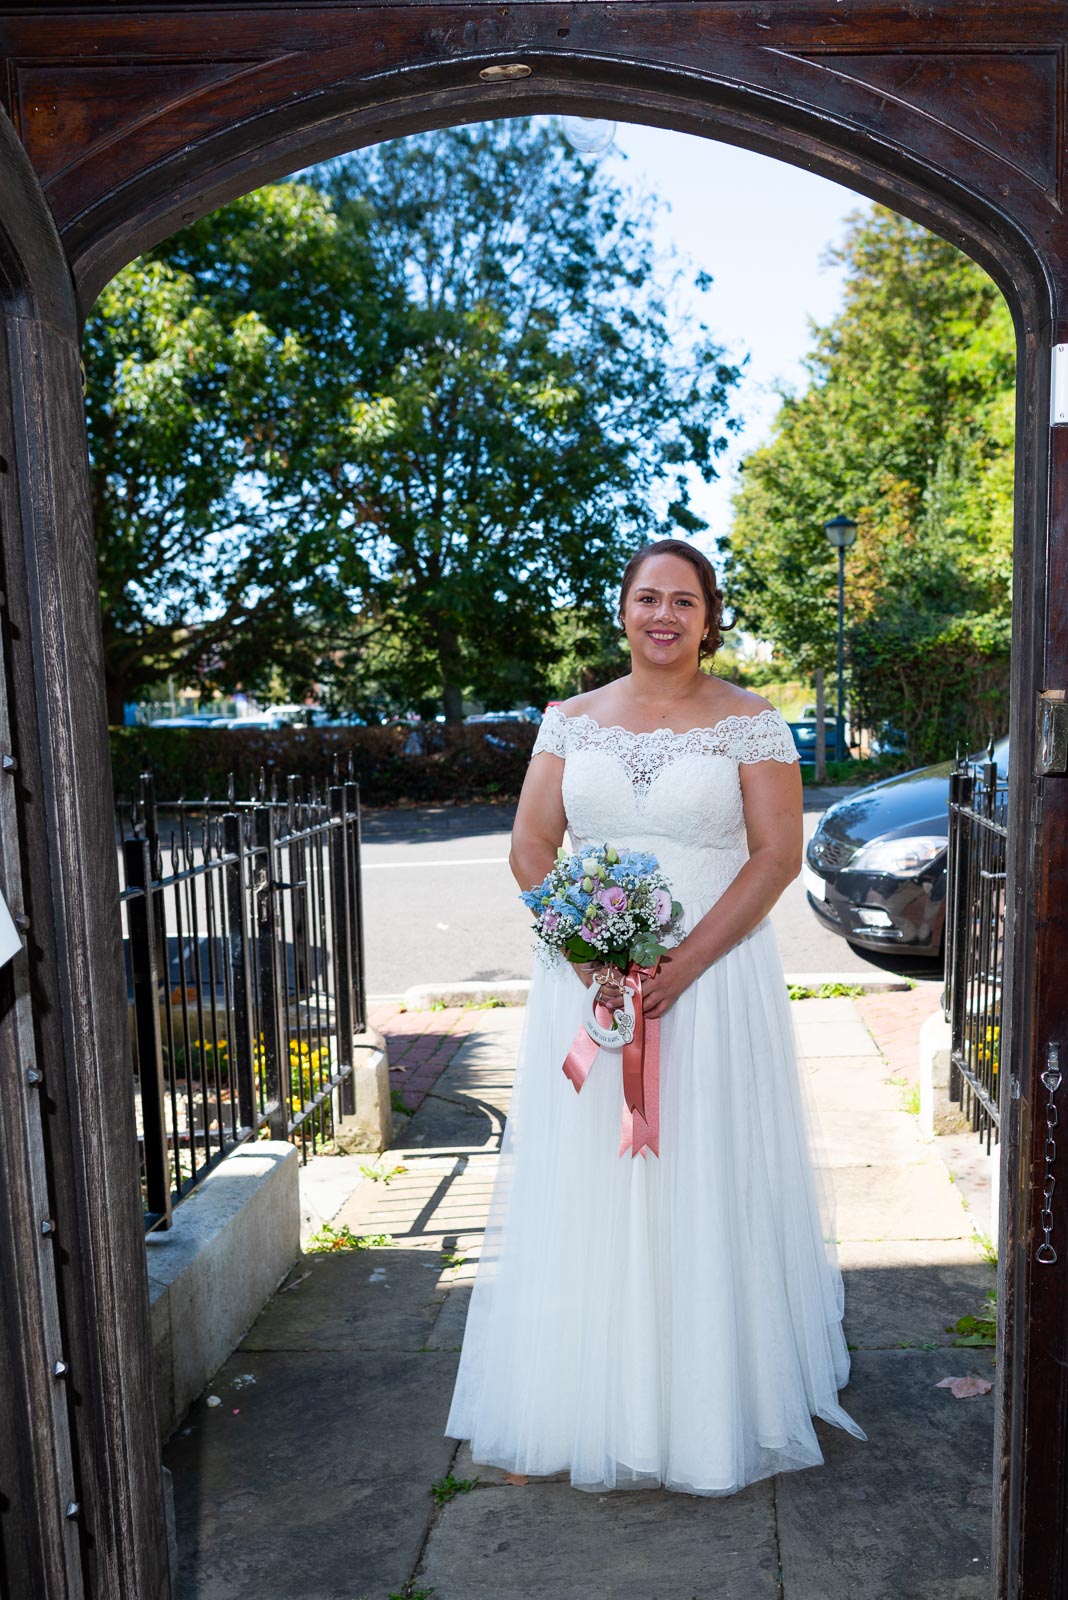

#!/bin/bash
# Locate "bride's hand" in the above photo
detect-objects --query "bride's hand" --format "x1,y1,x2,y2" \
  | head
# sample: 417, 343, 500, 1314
572, 959, 626, 1012
640, 944, 701, 1020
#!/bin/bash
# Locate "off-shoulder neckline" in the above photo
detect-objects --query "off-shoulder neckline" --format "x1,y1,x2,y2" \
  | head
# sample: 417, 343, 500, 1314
546, 706, 783, 740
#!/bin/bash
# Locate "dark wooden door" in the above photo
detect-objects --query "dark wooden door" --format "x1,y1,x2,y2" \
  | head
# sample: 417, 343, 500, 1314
0, 105, 171, 1599
2, 5, 1068, 1596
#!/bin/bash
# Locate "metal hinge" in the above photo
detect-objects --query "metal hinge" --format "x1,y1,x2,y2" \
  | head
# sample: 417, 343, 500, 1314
1053, 345, 1068, 424
1037, 690, 1068, 775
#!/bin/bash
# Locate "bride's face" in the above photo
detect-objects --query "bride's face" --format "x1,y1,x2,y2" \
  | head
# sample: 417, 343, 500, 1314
621, 553, 709, 668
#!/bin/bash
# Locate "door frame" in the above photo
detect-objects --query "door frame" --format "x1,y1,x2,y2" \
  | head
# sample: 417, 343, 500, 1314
0, 8, 1065, 1595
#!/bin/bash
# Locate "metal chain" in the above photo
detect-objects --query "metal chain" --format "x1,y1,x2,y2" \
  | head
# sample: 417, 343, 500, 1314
1037, 1043, 1062, 1265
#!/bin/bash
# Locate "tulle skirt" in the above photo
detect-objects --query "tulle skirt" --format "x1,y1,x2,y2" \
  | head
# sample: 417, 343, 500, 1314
444, 907, 866, 1496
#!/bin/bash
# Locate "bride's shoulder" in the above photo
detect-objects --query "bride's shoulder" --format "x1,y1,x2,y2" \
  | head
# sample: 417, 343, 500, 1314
701, 682, 779, 723
555, 686, 623, 723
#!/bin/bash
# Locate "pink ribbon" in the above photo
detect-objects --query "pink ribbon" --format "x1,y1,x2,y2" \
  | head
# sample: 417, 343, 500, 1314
562, 963, 661, 1159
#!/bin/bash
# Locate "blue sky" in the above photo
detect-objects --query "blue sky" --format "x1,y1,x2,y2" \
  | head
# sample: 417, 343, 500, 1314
596, 120, 865, 550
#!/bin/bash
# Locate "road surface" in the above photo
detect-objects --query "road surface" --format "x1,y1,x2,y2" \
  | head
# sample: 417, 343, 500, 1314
360, 795, 943, 998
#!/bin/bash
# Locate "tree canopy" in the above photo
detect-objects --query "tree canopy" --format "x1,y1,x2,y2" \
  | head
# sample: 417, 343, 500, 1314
86, 120, 742, 721
723, 206, 1014, 764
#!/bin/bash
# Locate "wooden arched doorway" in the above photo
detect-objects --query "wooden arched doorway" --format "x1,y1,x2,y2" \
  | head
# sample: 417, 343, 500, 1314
0, 8, 1065, 1596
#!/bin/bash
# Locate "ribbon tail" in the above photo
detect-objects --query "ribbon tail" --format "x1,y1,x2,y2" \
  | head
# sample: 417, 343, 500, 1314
562, 996, 614, 1092
619, 967, 661, 1159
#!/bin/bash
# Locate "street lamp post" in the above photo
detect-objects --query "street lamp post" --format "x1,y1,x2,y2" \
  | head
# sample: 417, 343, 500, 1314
823, 514, 858, 760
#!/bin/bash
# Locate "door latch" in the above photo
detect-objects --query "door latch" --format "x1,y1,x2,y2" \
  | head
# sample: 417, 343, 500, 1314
1038, 691, 1068, 775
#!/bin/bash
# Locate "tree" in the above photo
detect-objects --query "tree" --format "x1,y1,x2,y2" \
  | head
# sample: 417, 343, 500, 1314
723, 206, 1014, 762
89, 121, 741, 722
304, 121, 741, 719
84, 182, 393, 720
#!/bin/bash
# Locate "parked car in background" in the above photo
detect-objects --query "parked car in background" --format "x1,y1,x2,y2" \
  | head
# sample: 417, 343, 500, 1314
802, 736, 1009, 960
787, 719, 849, 763
223, 714, 292, 730
464, 710, 540, 725
146, 714, 232, 728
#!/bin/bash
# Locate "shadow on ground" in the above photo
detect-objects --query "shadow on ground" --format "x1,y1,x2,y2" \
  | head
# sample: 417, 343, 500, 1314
166, 1005, 996, 1600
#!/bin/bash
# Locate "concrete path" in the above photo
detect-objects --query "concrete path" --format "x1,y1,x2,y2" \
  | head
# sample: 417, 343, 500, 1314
165, 999, 996, 1600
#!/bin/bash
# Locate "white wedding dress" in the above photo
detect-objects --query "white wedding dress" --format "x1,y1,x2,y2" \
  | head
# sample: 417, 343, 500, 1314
445, 706, 865, 1495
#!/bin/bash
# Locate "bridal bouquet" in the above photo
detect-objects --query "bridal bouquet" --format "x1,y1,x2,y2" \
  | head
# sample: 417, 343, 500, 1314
521, 845, 683, 1161
520, 844, 683, 971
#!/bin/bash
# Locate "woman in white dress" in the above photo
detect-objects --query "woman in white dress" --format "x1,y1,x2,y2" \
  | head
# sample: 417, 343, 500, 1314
445, 539, 865, 1495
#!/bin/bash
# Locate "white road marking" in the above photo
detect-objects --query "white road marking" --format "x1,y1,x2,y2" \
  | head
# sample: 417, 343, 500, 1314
362, 856, 510, 869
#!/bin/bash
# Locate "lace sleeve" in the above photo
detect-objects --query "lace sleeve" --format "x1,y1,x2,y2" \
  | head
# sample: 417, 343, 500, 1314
736, 708, 800, 765
531, 706, 569, 759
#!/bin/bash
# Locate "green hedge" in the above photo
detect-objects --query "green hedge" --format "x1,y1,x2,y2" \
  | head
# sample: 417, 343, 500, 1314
110, 723, 539, 807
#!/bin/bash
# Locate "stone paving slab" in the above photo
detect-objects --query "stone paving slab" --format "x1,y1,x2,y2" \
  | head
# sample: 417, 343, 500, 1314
166, 1347, 459, 1600
240, 1248, 450, 1352
166, 995, 997, 1600
832, 1160, 974, 1240
801, 1059, 908, 1113
839, 1240, 997, 1349
794, 1017, 881, 1057
814, 1107, 930, 1166
418, 1475, 782, 1600
776, 1350, 995, 1600
334, 1153, 498, 1251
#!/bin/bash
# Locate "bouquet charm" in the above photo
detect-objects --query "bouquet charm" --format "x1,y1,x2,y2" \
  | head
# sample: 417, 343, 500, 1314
521, 845, 682, 1159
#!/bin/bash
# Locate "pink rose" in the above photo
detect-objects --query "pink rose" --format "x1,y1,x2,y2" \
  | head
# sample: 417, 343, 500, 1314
542, 911, 560, 932
653, 889, 673, 925
597, 886, 628, 915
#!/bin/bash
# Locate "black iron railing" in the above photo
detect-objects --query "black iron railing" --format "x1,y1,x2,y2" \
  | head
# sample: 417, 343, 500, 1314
944, 748, 1008, 1151
117, 768, 367, 1231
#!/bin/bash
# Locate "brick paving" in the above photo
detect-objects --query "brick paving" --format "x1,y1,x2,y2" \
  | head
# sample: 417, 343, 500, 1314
369, 999, 480, 1113
854, 981, 942, 1086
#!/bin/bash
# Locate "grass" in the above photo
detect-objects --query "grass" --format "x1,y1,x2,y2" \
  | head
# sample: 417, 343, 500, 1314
304, 1223, 394, 1253
462, 997, 506, 1011
947, 1290, 998, 1347
974, 1230, 998, 1267
431, 1473, 479, 1507
390, 1088, 414, 1116
787, 981, 867, 1000
359, 1161, 409, 1185
440, 1249, 466, 1269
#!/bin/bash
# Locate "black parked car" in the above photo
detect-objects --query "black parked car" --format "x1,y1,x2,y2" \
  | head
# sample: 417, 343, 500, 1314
802, 736, 1009, 959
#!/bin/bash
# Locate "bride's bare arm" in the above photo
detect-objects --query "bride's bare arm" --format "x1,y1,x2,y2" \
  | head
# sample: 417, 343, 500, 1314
509, 750, 617, 997
641, 756, 803, 1019
509, 751, 568, 892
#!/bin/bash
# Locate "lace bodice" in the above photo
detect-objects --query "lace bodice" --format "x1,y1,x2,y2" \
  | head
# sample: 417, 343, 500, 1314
531, 706, 799, 909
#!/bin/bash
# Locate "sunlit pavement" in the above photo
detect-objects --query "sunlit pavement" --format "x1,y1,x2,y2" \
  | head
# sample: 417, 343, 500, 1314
165, 997, 995, 1600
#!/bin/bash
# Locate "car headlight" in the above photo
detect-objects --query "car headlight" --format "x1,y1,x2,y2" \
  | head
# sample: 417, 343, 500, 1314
849, 835, 948, 875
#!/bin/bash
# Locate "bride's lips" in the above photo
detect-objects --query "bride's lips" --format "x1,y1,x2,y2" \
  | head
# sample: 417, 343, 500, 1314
647, 630, 681, 644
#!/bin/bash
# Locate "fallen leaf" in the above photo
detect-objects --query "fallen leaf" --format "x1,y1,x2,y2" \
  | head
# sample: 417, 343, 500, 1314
936, 1375, 993, 1399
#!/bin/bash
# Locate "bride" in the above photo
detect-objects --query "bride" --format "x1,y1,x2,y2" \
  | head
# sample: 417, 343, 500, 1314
445, 538, 865, 1495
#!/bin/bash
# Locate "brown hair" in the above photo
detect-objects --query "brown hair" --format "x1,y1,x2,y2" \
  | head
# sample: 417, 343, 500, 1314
618, 539, 728, 661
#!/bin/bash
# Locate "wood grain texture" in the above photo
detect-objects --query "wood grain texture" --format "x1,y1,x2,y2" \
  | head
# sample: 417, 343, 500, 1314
0, 3, 1060, 313
0, 4, 1067, 1595
0, 104, 171, 1599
